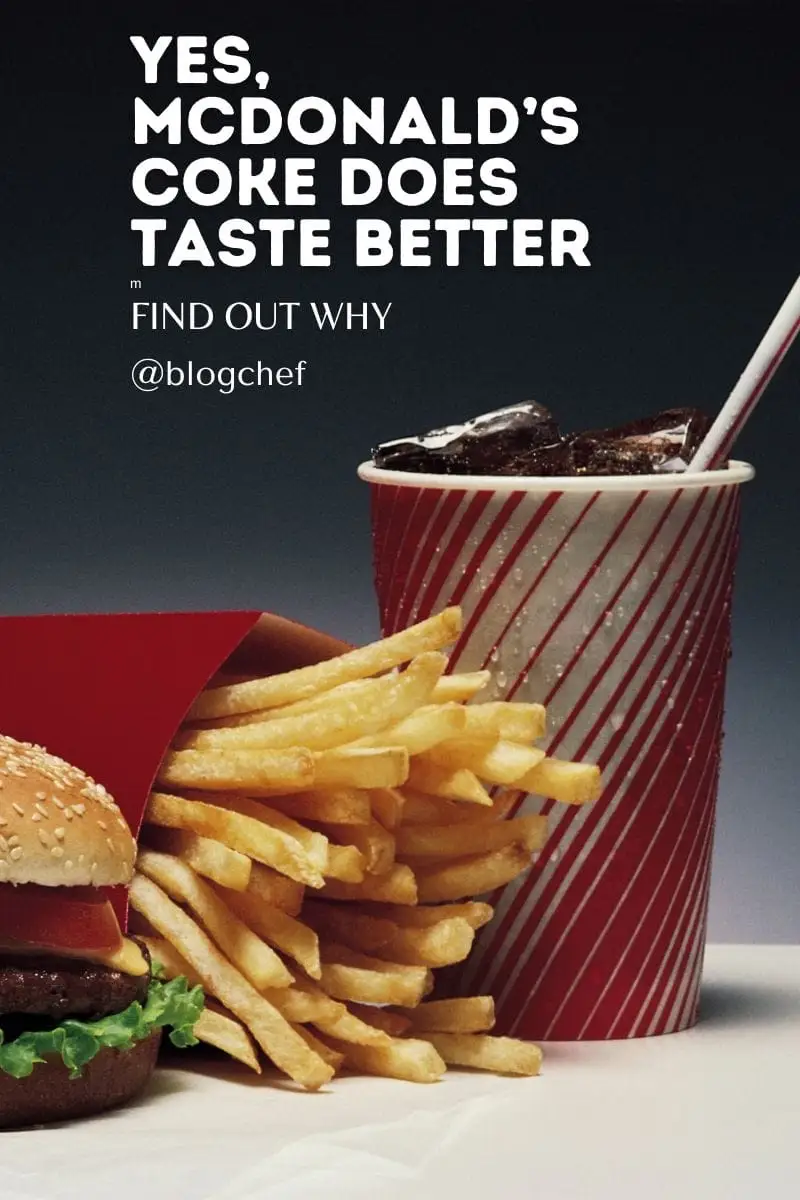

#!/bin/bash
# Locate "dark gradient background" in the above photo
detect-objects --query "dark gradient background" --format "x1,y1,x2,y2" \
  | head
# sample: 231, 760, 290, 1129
1, 3, 798, 940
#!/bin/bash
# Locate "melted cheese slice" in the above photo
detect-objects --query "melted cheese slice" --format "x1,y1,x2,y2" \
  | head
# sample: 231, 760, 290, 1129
87, 937, 149, 976
0, 936, 149, 976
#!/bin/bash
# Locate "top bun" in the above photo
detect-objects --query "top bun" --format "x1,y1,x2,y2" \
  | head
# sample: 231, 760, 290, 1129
0, 735, 135, 887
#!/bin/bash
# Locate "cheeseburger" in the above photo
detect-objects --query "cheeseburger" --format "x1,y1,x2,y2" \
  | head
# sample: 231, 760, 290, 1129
0, 735, 202, 1127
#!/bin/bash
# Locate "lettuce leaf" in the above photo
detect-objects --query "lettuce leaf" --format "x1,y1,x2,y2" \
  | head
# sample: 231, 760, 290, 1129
0, 970, 204, 1080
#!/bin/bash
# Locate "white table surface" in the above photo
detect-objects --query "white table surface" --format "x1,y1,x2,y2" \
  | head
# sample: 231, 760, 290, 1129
2, 943, 798, 1199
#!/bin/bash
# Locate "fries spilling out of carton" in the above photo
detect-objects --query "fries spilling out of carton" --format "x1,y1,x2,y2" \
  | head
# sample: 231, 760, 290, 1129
129, 606, 601, 1088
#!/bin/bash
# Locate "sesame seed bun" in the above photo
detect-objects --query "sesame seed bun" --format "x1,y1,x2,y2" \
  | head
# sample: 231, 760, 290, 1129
0, 735, 135, 887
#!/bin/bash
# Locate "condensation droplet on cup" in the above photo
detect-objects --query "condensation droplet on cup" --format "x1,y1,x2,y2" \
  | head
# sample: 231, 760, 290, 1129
496, 670, 508, 689
489, 647, 500, 664
512, 566, 524, 584
610, 712, 625, 731
667, 696, 675, 710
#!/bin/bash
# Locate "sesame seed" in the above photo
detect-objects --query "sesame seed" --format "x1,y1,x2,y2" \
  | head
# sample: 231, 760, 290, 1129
64, 859, 73, 870
73, 804, 86, 816
0, 817, 5, 826
12, 803, 24, 817
97, 820, 108, 831
50, 845, 64, 858
52, 797, 65, 808
54, 827, 65, 840
64, 809, 74, 821
0, 836, 8, 853
35, 802, 48, 817
106, 837, 115, 851
32, 813, 42, 823
9, 847, 23, 861
35, 791, 47, 801
38, 829, 50, 846
7, 835, 19, 847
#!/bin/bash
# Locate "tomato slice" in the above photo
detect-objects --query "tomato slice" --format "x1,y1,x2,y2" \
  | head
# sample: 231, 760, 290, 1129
0, 883, 123, 954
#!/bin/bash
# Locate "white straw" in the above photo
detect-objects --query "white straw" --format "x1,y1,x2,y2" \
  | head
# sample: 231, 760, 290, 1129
688, 272, 800, 471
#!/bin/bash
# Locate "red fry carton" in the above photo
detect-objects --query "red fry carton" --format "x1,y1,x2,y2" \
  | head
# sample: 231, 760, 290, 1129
0, 611, 348, 924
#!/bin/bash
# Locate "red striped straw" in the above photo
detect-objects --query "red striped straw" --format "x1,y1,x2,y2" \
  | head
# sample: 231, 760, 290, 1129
689, 272, 800, 471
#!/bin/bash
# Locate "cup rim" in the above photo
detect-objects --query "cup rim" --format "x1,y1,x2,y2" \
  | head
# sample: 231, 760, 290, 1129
357, 458, 755, 494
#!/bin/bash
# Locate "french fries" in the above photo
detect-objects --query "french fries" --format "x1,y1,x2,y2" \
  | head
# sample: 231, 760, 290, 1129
129, 874, 333, 1090
137, 850, 294, 990
158, 747, 315, 793
399, 996, 496, 1035
194, 1003, 262, 1072
415, 845, 535, 903
188, 608, 462, 718
426, 1033, 542, 1077
139, 606, 600, 1089
147, 792, 324, 887
140, 826, 252, 891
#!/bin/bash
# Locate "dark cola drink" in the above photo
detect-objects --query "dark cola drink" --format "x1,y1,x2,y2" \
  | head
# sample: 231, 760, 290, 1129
373, 404, 713, 476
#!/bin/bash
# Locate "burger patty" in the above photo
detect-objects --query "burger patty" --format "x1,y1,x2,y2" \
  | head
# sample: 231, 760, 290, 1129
0, 945, 150, 1021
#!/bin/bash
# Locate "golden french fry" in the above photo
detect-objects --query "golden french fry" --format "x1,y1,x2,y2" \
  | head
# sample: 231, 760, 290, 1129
461, 702, 547, 743
426, 1033, 542, 1076
400, 789, 518, 825
518, 757, 602, 805
312, 747, 409, 790
321, 820, 395, 876
246, 862, 305, 916
195, 1003, 261, 1072
405, 761, 493, 805
320, 862, 417, 905
157, 747, 314, 793
147, 792, 323, 888
355, 900, 494, 931
396, 814, 547, 859
267, 789, 372, 825
219, 887, 321, 979
140, 826, 251, 892
209, 794, 328, 874
318, 958, 430, 1007
201, 676, 394, 728
327, 1034, 445, 1083
180, 653, 447, 752
421, 739, 546, 786
292, 1024, 346, 1070
129, 874, 333, 1090
137, 936, 203, 990
307, 904, 475, 968
298, 992, 392, 1048
347, 1004, 413, 1037
261, 985, 333, 1024
188, 608, 462, 719
137, 850, 294, 991
324, 843, 366, 883
430, 671, 492, 703
399, 996, 496, 1034
319, 942, 432, 983
369, 787, 406, 830
351, 703, 466, 755
415, 844, 532, 903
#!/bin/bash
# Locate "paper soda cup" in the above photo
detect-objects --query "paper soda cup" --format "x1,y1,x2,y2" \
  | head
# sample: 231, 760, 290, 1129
358, 460, 754, 1039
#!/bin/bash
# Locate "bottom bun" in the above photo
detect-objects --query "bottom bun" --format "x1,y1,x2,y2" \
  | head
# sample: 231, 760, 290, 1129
0, 1030, 162, 1129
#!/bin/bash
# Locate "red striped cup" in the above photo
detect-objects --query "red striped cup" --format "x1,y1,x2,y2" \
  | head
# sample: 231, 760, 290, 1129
358, 459, 754, 1039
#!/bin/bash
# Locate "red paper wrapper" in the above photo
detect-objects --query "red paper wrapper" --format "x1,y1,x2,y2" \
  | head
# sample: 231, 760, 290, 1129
360, 460, 754, 1040
0, 610, 347, 925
